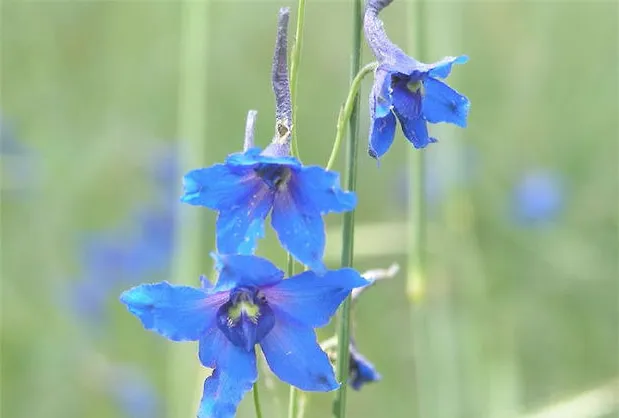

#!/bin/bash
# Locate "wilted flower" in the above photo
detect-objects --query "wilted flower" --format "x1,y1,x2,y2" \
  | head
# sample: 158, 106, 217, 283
120, 253, 369, 418
364, 0, 470, 159
349, 343, 381, 390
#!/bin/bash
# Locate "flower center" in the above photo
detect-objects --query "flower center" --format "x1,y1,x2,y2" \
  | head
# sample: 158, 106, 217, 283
406, 80, 424, 94
216, 287, 275, 351
255, 164, 291, 190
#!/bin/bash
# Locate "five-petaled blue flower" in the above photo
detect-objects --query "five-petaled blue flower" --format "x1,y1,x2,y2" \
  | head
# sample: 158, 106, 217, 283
349, 344, 381, 390
181, 148, 356, 273
364, 0, 470, 158
120, 253, 369, 418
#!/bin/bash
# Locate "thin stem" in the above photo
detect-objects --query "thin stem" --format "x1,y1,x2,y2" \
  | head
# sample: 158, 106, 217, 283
333, 0, 363, 417
288, 386, 299, 418
407, 1, 429, 418
170, 0, 209, 417
326, 62, 378, 171
253, 383, 264, 418
289, 0, 306, 158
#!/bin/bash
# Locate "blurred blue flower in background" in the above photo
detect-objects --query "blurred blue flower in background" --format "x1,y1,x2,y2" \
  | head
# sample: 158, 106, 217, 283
363, 0, 469, 158
70, 147, 177, 326
1, 114, 40, 193
108, 365, 161, 418
182, 148, 356, 273
120, 253, 369, 418
512, 170, 565, 225
349, 343, 381, 390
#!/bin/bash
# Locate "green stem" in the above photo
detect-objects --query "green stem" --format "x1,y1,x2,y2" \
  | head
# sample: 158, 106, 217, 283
253, 383, 264, 418
170, 0, 210, 417
289, 0, 306, 158
407, 1, 430, 417
333, 1, 363, 417
288, 386, 299, 418
326, 62, 377, 171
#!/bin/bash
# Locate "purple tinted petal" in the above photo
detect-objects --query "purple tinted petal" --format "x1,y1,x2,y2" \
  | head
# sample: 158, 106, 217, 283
215, 186, 274, 255
120, 282, 228, 341
350, 345, 381, 391
422, 77, 470, 128
260, 311, 338, 392
181, 164, 260, 210
263, 268, 369, 327
211, 254, 284, 292
271, 188, 326, 273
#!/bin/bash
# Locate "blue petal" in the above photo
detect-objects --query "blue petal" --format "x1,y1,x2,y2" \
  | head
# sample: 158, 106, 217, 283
369, 111, 397, 159
350, 345, 381, 391
181, 164, 262, 210
197, 333, 257, 418
211, 253, 284, 292
426, 55, 468, 79
215, 188, 274, 255
226, 149, 302, 169
290, 166, 356, 214
368, 69, 397, 158
263, 268, 369, 327
422, 77, 470, 128
271, 188, 326, 273
120, 282, 228, 341
260, 311, 338, 391
391, 83, 436, 149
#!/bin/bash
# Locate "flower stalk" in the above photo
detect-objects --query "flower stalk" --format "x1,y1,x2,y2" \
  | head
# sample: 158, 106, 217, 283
326, 62, 378, 171
333, 0, 363, 417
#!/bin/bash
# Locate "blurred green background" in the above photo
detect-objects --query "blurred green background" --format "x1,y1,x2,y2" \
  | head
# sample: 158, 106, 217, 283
2, 1, 617, 418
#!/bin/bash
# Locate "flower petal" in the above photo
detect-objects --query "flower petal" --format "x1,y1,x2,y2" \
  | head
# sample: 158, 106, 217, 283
181, 164, 261, 210
391, 82, 436, 149
369, 111, 397, 159
260, 311, 338, 391
120, 282, 228, 341
226, 149, 301, 169
262, 268, 369, 327
215, 187, 274, 255
211, 253, 284, 292
422, 77, 470, 128
426, 55, 468, 79
290, 166, 356, 214
350, 345, 381, 391
197, 334, 257, 418
271, 188, 326, 273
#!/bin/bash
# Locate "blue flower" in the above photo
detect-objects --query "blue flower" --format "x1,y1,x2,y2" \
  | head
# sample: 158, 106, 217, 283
349, 344, 381, 390
513, 170, 564, 225
120, 254, 369, 418
364, 0, 470, 158
181, 148, 356, 273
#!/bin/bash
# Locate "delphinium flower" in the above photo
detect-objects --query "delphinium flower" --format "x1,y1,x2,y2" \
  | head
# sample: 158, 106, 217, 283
349, 343, 381, 390
181, 8, 355, 273
363, 0, 470, 159
120, 253, 370, 418
512, 169, 564, 225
